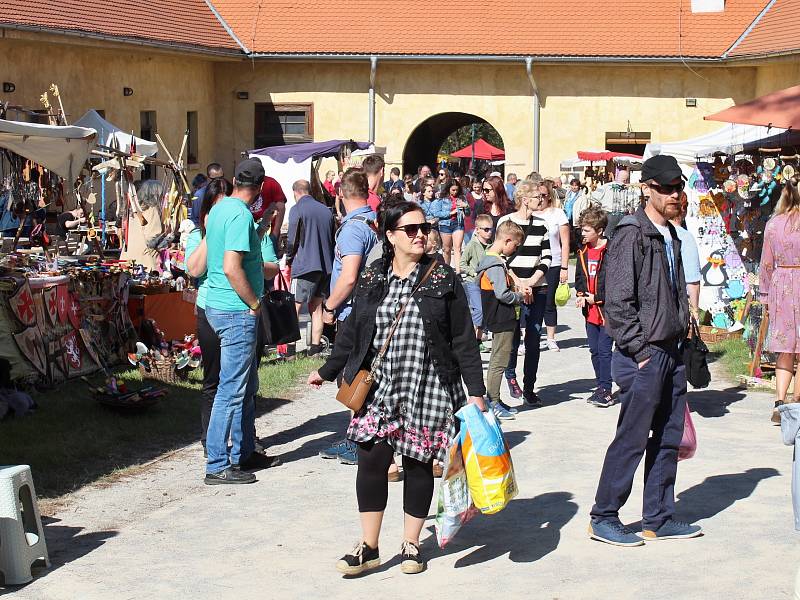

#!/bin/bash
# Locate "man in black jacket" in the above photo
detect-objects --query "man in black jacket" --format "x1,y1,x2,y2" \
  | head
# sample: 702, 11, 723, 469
589, 155, 702, 546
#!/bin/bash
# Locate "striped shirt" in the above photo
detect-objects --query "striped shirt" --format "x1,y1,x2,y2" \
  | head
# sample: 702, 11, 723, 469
497, 213, 551, 286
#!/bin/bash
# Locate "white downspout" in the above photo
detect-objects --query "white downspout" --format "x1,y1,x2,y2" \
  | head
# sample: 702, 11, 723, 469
525, 57, 540, 173
369, 56, 378, 143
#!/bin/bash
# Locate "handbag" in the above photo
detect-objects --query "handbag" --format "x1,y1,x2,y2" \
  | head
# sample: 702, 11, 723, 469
683, 318, 711, 389
260, 272, 301, 345
336, 260, 438, 412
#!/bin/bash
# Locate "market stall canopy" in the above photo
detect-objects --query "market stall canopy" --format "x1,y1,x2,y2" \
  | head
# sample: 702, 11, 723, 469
705, 85, 800, 129
451, 139, 505, 160
560, 158, 606, 171
74, 110, 158, 156
0, 118, 95, 182
248, 139, 373, 164
576, 150, 642, 162
642, 123, 790, 164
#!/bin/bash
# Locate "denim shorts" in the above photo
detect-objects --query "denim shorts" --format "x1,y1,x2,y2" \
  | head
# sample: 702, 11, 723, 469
438, 221, 464, 235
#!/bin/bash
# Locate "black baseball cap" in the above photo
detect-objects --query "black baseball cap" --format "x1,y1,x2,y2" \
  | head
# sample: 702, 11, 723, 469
234, 158, 265, 187
641, 155, 686, 185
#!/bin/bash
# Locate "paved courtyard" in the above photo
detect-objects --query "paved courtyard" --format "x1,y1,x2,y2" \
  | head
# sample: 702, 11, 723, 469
10, 305, 797, 600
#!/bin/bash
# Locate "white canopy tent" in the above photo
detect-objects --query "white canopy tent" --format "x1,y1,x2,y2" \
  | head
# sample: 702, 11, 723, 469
74, 110, 158, 156
642, 123, 787, 164
0, 119, 96, 183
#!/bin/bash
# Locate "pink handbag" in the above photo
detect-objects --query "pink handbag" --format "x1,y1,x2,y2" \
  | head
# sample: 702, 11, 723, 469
678, 401, 697, 461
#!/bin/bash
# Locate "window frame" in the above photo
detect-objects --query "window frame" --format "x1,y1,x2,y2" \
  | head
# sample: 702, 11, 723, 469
254, 102, 314, 148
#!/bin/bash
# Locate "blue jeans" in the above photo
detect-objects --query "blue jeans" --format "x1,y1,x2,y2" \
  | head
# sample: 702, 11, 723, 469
591, 345, 687, 530
464, 281, 483, 327
505, 288, 547, 390
586, 321, 613, 391
204, 307, 259, 474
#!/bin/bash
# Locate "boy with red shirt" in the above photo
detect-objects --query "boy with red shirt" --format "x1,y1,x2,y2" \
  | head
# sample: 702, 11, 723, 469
575, 206, 614, 408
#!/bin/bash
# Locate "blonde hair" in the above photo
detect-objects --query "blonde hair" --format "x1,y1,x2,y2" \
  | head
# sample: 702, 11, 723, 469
774, 177, 800, 218
513, 180, 538, 210
496, 219, 524, 241
474, 213, 493, 227
426, 228, 442, 251
542, 179, 561, 209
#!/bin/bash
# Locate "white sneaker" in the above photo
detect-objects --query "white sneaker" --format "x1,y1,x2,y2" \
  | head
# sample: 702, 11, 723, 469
547, 339, 560, 352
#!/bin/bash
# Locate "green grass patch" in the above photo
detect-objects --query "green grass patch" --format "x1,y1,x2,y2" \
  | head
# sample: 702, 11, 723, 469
710, 337, 753, 382
0, 356, 322, 500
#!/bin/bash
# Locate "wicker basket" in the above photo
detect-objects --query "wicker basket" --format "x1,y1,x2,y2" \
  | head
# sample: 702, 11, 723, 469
698, 325, 743, 344
139, 355, 185, 384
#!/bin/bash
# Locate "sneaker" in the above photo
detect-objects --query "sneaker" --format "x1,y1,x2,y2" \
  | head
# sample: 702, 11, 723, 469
338, 441, 359, 465
642, 519, 702, 540
546, 339, 560, 352
479, 342, 489, 353
491, 401, 516, 421
588, 519, 644, 547
204, 467, 256, 485
319, 439, 349, 459
239, 452, 281, 470
523, 390, 542, 407
497, 400, 518, 415
591, 390, 616, 408
506, 377, 523, 399
586, 389, 602, 404
336, 541, 380, 576
400, 541, 425, 574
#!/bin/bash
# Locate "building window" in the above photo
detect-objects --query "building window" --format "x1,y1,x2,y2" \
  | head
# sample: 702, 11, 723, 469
187, 111, 198, 165
140, 111, 157, 178
94, 109, 106, 118
254, 103, 313, 148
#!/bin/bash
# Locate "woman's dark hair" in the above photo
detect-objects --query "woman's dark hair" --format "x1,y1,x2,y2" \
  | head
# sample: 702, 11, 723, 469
199, 177, 233, 236
484, 175, 510, 214
441, 178, 462, 198
570, 178, 581, 187
192, 173, 208, 191
380, 200, 426, 276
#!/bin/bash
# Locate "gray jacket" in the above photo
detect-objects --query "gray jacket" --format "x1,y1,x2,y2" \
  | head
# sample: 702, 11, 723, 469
603, 207, 689, 362
779, 403, 800, 531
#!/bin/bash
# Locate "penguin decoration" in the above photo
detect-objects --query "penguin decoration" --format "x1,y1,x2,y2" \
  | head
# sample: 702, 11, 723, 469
701, 250, 729, 287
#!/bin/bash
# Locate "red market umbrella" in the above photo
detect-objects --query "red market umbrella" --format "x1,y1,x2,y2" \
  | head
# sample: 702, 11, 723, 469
705, 84, 800, 129
576, 150, 643, 162
451, 138, 505, 160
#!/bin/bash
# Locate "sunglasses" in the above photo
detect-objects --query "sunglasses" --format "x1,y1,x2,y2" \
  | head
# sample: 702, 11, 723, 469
649, 181, 685, 195
483, 187, 492, 192
477, 227, 493, 232
393, 223, 433, 237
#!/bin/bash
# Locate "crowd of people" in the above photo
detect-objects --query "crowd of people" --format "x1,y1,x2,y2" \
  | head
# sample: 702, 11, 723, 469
182, 151, 800, 576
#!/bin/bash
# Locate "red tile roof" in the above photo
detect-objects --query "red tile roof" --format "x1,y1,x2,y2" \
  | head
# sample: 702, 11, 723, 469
0, 0, 241, 53
727, 0, 800, 57
210, 0, 768, 58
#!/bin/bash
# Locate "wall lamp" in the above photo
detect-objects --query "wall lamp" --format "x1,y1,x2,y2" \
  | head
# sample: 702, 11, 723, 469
236, 91, 249, 100
123, 87, 134, 97
685, 98, 697, 107
3, 82, 15, 93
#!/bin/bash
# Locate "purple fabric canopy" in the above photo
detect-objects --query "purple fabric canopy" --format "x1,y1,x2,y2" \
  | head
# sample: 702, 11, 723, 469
248, 139, 372, 164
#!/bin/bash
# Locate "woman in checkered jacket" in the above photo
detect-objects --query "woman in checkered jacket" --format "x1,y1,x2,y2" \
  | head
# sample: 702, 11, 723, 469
308, 200, 486, 576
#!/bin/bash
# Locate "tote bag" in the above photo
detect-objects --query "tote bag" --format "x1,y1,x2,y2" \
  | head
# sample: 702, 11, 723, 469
260, 272, 301, 345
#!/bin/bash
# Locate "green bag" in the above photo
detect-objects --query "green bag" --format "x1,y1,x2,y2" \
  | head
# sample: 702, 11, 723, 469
554, 282, 571, 307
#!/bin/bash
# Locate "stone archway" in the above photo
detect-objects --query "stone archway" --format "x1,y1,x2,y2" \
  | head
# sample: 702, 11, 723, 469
402, 112, 502, 176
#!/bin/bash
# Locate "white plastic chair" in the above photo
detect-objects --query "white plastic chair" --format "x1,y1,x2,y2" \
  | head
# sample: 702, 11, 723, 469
0, 465, 49, 585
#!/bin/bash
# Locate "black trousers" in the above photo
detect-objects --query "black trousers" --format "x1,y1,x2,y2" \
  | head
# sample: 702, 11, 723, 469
356, 440, 434, 519
197, 307, 221, 445
543, 265, 561, 328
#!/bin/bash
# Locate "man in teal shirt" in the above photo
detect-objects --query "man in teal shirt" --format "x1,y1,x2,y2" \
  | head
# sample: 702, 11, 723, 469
203, 158, 272, 484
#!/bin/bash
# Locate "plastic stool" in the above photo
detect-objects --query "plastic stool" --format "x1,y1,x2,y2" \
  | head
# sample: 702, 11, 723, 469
0, 465, 49, 585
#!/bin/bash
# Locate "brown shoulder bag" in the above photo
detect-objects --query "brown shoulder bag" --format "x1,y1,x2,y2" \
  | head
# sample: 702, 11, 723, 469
335, 260, 438, 411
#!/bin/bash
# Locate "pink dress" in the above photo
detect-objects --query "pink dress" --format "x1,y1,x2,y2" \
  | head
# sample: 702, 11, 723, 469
759, 212, 800, 353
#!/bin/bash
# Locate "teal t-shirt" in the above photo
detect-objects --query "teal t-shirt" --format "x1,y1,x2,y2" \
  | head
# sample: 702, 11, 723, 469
205, 197, 266, 311
184, 228, 207, 309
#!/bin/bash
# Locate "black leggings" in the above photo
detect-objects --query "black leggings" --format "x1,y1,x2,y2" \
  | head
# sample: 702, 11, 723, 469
543, 265, 561, 328
197, 307, 221, 445
356, 440, 434, 519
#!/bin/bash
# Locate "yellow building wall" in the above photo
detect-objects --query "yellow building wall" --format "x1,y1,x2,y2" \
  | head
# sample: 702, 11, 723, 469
535, 64, 757, 176
754, 59, 800, 96
0, 33, 218, 179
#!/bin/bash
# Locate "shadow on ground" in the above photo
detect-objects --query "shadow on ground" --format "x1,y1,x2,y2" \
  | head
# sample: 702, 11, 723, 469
535, 378, 597, 407
0, 517, 118, 593
687, 387, 748, 418
259, 409, 351, 464
419, 492, 578, 568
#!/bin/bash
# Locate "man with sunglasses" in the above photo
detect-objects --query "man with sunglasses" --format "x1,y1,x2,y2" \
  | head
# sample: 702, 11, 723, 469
590, 154, 701, 546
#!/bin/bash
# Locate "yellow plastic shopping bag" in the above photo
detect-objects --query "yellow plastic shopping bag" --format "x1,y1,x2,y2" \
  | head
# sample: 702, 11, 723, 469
458, 403, 518, 515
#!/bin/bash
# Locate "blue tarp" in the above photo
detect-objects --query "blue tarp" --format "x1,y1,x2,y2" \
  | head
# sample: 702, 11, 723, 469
248, 139, 372, 164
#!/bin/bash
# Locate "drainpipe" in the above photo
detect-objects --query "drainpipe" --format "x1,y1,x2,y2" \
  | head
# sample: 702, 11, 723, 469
525, 57, 540, 173
369, 56, 378, 143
